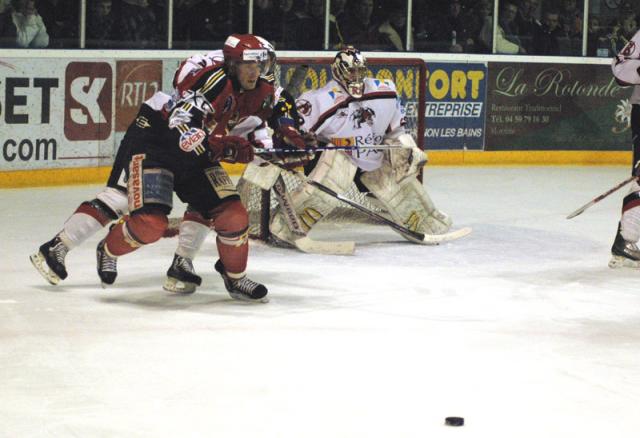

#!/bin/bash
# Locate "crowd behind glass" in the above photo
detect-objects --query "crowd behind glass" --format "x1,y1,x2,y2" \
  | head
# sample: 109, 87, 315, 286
0, 0, 636, 57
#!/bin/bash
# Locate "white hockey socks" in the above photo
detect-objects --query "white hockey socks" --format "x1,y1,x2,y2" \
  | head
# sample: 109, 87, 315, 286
175, 219, 209, 260
60, 213, 104, 249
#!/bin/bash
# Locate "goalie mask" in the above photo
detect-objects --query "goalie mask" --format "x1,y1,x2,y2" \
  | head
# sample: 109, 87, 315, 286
331, 46, 368, 98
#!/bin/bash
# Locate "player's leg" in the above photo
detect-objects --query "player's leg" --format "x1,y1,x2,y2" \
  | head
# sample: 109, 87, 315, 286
96, 155, 172, 285
360, 146, 452, 243
183, 164, 267, 302
269, 150, 357, 245
610, 103, 640, 268
30, 137, 131, 285
163, 208, 209, 293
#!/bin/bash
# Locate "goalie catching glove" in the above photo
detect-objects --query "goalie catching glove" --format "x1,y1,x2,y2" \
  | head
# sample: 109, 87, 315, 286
208, 134, 255, 164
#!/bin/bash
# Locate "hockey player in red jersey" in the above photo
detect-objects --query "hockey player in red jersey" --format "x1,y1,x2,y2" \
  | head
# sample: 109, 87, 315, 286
31, 34, 275, 302
95, 34, 275, 302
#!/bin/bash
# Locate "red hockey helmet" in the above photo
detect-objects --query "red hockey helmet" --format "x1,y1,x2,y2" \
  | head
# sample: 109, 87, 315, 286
223, 34, 270, 74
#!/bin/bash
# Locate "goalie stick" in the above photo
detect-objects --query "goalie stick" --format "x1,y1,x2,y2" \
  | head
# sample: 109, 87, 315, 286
264, 159, 472, 244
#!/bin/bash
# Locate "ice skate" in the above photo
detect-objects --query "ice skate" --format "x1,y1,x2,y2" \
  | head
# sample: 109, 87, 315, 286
214, 259, 268, 303
96, 240, 118, 286
609, 223, 640, 268
163, 254, 202, 294
30, 235, 69, 285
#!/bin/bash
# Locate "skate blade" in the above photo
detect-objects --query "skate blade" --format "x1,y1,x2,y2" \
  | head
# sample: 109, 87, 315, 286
163, 277, 197, 294
228, 292, 269, 303
608, 255, 640, 269
29, 252, 60, 285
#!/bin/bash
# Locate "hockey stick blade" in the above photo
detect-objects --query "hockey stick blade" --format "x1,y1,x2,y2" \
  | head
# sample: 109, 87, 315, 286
294, 236, 355, 255
307, 180, 472, 244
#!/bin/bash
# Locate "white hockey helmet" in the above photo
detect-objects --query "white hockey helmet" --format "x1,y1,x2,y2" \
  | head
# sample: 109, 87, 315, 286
331, 46, 367, 98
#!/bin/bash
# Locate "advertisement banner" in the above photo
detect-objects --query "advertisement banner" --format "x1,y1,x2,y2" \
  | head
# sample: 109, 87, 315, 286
424, 62, 487, 150
486, 62, 630, 150
0, 58, 115, 171
278, 63, 423, 143
115, 60, 162, 132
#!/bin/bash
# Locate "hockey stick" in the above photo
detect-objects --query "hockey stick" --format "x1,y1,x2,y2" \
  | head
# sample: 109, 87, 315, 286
271, 175, 355, 255
566, 157, 640, 220
566, 175, 637, 219
264, 159, 471, 244
254, 144, 406, 154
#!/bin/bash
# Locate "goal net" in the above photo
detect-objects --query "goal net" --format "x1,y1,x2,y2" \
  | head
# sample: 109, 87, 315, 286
240, 57, 427, 241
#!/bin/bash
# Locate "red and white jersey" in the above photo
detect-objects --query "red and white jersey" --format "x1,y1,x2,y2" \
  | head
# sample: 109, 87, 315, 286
612, 30, 640, 104
296, 78, 406, 171
172, 50, 224, 98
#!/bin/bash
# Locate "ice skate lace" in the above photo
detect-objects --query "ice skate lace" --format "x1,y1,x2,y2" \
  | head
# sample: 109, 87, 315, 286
99, 252, 117, 272
176, 256, 196, 274
51, 240, 69, 264
233, 277, 262, 296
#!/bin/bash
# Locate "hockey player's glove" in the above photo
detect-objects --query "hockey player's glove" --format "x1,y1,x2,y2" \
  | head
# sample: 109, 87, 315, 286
208, 134, 255, 164
273, 126, 317, 169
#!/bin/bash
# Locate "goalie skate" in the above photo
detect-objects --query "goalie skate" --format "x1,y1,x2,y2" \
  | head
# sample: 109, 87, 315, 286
214, 260, 269, 303
609, 224, 640, 268
163, 254, 202, 294
30, 236, 69, 285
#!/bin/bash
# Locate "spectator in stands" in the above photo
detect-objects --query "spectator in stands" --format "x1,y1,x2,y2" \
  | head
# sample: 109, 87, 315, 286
377, 6, 409, 51
480, 1, 526, 54
429, 0, 476, 52
531, 9, 563, 54
339, 0, 381, 49
87, 0, 115, 48
515, 0, 541, 51
499, 1, 524, 48
587, 15, 608, 56
37, 0, 78, 47
559, 0, 582, 38
114, 0, 162, 48
462, 0, 492, 53
609, 13, 637, 54
1, 0, 49, 47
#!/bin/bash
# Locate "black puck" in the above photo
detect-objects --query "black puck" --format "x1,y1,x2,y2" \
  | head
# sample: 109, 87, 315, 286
445, 417, 464, 426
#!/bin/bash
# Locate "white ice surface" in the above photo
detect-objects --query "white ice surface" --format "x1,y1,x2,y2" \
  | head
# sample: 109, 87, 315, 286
1, 166, 640, 438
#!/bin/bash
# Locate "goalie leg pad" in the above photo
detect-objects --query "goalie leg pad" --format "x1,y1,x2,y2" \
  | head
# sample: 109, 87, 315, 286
361, 163, 452, 242
241, 161, 282, 191
269, 150, 358, 244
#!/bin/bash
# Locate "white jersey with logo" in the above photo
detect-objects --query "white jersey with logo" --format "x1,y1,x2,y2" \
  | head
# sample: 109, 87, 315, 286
612, 30, 640, 104
296, 78, 406, 171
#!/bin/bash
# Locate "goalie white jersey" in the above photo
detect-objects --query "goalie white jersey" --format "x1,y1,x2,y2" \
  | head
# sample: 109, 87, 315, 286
296, 78, 406, 171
